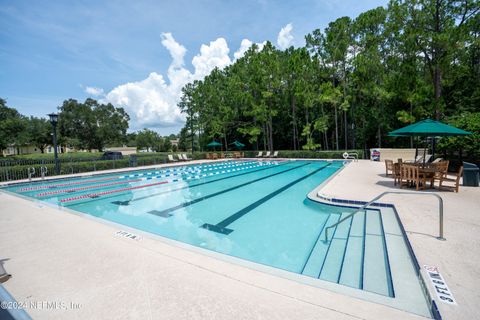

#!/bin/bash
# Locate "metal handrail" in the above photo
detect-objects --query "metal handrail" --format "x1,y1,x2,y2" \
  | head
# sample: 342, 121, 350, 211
342, 152, 359, 162
323, 191, 445, 242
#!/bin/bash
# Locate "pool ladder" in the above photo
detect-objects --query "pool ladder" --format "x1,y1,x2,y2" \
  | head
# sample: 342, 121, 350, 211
323, 191, 445, 242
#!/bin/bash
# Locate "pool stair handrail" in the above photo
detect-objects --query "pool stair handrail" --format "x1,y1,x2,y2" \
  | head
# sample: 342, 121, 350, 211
323, 191, 444, 242
342, 152, 358, 162
40, 166, 48, 179
28, 167, 35, 181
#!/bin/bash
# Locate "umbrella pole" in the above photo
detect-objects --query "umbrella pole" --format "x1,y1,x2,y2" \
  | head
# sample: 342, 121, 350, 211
415, 137, 419, 160
422, 138, 427, 166
432, 137, 436, 160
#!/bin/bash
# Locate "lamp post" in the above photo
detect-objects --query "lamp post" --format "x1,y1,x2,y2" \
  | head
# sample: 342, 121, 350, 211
48, 113, 60, 175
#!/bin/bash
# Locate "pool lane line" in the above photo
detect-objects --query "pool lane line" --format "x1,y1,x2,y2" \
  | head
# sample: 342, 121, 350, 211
201, 163, 332, 235
146, 162, 311, 219
17, 160, 254, 192
59, 180, 170, 203
65, 161, 285, 207
36, 161, 260, 197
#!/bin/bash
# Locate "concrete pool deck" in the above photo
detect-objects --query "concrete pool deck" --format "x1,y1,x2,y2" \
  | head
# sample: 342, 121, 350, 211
0, 159, 478, 319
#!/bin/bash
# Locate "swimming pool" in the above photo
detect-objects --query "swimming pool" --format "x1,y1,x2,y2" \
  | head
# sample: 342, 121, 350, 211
1, 160, 434, 317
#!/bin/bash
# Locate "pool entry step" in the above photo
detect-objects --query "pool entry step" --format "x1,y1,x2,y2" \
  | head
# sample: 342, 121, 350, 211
301, 208, 395, 298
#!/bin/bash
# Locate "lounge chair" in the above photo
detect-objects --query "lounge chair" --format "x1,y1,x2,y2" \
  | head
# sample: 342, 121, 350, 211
385, 159, 394, 176
406, 154, 433, 164
168, 154, 178, 162
405, 155, 423, 163
272, 151, 279, 158
432, 157, 443, 163
263, 151, 271, 158
438, 166, 463, 193
182, 153, 192, 161
255, 151, 263, 158
176, 154, 185, 161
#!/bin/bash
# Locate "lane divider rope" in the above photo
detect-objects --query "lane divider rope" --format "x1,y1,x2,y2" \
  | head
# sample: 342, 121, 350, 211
59, 161, 276, 203
18, 160, 254, 192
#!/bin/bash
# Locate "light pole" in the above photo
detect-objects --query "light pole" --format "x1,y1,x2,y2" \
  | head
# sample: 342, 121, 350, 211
48, 113, 60, 175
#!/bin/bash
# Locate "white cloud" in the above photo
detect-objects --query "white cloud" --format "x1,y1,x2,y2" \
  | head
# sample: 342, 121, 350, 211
277, 23, 294, 50
233, 39, 266, 60
161, 32, 187, 68
84, 86, 104, 97
98, 27, 286, 132
192, 38, 231, 78
103, 34, 234, 130
105, 72, 183, 128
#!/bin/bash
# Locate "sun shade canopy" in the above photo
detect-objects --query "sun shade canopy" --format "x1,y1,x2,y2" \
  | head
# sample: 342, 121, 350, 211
389, 119, 472, 137
229, 140, 245, 148
207, 141, 222, 147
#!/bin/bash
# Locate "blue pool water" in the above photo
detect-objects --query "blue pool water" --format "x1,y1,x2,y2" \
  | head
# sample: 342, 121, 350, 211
2, 160, 433, 317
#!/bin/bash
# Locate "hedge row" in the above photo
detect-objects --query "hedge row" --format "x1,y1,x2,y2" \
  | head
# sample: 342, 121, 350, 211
0, 154, 190, 182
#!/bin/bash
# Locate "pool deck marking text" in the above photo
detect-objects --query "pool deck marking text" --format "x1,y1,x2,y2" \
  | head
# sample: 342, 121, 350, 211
423, 265, 457, 305
115, 230, 142, 241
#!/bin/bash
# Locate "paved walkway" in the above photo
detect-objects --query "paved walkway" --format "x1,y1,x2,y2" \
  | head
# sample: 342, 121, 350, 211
1, 160, 478, 319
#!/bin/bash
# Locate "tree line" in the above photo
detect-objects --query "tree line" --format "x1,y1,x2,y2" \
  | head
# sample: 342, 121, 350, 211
0, 98, 185, 155
178, 0, 479, 158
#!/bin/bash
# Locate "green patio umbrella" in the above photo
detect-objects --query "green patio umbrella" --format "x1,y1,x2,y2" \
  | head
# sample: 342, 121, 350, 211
206, 140, 222, 151
229, 140, 245, 149
389, 119, 472, 161
389, 119, 471, 137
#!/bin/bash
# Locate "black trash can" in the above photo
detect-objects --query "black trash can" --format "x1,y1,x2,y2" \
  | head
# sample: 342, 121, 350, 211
463, 162, 479, 187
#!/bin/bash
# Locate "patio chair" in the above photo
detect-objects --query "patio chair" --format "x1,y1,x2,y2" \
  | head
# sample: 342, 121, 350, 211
393, 162, 402, 186
398, 163, 410, 188
256, 151, 263, 157
168, 154, 178, 162
385, 159, 394, 176
182, 153, 192, 161
263, 151, 271, 158
431, 160, 449, 188
176, 154, 185, 161
432, 157, 443, 163
401, 164, 428, 190
272, 151, 279, 158
212, 153, 218, 160
438, 166, 463, 193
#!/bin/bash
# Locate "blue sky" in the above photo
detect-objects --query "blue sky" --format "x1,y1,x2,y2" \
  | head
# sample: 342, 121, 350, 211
0, 0, 387, 134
